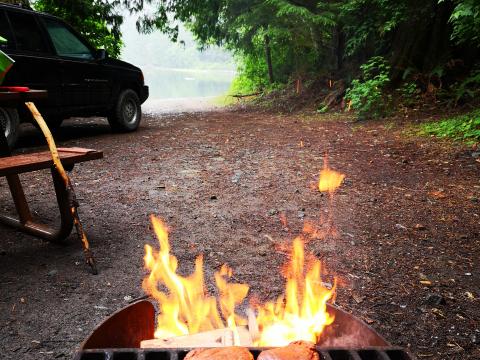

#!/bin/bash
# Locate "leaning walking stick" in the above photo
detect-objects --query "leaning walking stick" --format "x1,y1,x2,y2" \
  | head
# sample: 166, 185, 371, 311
25, 102, 98, 274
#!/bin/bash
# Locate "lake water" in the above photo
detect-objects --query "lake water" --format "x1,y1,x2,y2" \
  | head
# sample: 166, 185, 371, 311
141, 67, 236, 114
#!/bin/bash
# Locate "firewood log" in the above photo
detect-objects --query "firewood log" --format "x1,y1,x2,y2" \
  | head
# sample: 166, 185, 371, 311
257, 341, 319, 360
184, 346, 254, 360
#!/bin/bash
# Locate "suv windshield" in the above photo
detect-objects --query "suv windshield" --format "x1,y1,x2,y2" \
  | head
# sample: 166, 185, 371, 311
43, 17, 93, 60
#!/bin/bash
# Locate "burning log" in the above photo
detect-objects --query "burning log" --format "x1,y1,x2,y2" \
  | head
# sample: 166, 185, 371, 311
184, 346, 254, 360
258, 341, 319, 360
141, 325, 253, 348
140, 308, 259, 348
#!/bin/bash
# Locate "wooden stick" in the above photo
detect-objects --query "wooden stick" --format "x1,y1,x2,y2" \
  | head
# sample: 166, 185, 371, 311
25, 102, 97, 274
140, 326, 253, 348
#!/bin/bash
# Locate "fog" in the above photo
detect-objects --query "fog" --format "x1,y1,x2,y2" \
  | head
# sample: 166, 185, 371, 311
120, 15, 236, 113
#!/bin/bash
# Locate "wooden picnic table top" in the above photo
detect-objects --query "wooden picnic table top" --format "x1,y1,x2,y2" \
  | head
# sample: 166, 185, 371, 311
0, 147, 103, 176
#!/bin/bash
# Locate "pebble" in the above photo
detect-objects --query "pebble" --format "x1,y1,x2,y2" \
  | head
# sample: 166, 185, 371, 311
47, 270, 58, 276
424, 293, 446, 306
231, 170, 243, 184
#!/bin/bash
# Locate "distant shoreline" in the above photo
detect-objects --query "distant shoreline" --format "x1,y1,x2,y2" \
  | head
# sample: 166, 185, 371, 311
141, 66, 236, 74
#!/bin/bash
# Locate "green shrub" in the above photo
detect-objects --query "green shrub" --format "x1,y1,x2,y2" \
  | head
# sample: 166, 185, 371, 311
451, 69, 480, 106
399, 82, 420, 107
419, 109, 480, 143
345, 56, 392, 120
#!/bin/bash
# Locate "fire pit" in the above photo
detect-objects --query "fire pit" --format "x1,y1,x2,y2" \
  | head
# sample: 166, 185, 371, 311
74, 163, 413, 360
74, 299, 413, 360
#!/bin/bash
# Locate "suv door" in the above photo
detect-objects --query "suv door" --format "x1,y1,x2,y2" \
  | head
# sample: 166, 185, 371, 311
41, 16, 111, 110
1, 8, 62, 110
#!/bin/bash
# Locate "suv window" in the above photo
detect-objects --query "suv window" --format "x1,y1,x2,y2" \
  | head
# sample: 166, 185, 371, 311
43, 17, 94, 60
0, 11, 15, 50
6, 11, 49, 53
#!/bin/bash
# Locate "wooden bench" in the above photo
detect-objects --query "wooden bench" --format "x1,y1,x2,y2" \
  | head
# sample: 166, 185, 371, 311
0, 147, 103, 242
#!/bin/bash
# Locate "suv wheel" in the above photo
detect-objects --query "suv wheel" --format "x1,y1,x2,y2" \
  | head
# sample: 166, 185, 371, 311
108, 89, 142, 132
0, 107, 20, 149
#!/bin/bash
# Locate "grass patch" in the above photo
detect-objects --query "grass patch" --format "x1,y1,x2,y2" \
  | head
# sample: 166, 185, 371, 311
417, 109, 480, 144
211, 94, 237, 106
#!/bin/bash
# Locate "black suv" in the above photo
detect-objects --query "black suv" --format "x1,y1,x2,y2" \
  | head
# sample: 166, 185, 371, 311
0, 3, 149, 147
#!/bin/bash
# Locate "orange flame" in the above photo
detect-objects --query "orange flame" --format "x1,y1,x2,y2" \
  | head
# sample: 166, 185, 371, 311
253, 237, 335, 346
143, 216, 248, 340
318, 157, 345, 193
143, 160, 344, 346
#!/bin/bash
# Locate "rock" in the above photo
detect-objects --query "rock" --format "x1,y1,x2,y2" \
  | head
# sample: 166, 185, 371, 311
47, 270, 58, 276
471, 151, 480, 159
414, 224, 426, 230
231, 170, 243, 184
424, 293, 446, 306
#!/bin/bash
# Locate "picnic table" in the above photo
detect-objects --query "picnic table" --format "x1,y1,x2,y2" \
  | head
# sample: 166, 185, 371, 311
0, 89, 102, 243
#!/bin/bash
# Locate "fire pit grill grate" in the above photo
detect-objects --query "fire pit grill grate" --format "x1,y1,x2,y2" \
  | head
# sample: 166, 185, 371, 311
75, 347, 413, 360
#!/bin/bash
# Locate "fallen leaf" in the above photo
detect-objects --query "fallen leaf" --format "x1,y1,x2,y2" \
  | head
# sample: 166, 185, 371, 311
352, 294, 365, 304
465, 291, 475, 299
429, 190, 446, 199
431, 308, 445, 318
420, 280, 432, 286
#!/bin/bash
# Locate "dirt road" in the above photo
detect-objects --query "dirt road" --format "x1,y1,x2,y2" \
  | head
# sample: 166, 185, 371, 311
0, 109, 478, 359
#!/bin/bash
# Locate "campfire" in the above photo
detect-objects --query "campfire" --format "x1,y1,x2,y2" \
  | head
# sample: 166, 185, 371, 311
140, 161, 342, 348
75, 161, 413, 360
141, 216, 336, 348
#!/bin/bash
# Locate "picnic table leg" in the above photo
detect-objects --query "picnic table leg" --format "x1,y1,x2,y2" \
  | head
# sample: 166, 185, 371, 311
51, 166, 74, 242
6, 174, 32, 224
0, 172, 72, 242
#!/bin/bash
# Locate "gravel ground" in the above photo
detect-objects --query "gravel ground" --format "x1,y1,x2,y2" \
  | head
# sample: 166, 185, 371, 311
0, 108, 478, 359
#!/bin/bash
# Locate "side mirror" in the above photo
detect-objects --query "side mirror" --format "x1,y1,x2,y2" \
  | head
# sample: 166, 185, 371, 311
95, 49, 107, 60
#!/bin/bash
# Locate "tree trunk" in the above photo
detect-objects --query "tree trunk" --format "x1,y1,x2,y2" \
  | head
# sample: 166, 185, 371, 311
264, 34, 274, 84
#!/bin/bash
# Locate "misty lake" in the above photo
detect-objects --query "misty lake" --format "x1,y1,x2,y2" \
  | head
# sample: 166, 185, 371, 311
140, 67, 236, 113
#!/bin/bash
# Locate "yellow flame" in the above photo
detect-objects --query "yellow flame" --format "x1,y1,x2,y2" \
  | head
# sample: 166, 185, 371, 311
318, 159, 345, 193
144, 198, 340, 346
143, 216, 248, 341
253, 237, 335, 346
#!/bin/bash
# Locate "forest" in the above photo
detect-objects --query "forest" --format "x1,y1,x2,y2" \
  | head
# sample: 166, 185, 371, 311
29, 0, 480, 139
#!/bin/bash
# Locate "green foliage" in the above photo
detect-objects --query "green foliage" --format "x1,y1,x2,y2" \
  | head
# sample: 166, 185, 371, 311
420, 109, 480, 143
398, 82, 420, 107
33, 0, 123, 58
448, 0, 480, 47
345, 56, 392, 119
451, 68, 480, 105
341, 0, 409, 56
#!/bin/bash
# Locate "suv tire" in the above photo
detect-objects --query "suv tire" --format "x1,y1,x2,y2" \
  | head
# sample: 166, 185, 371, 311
108, 89, 142, 132
0, 107, 20, 149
